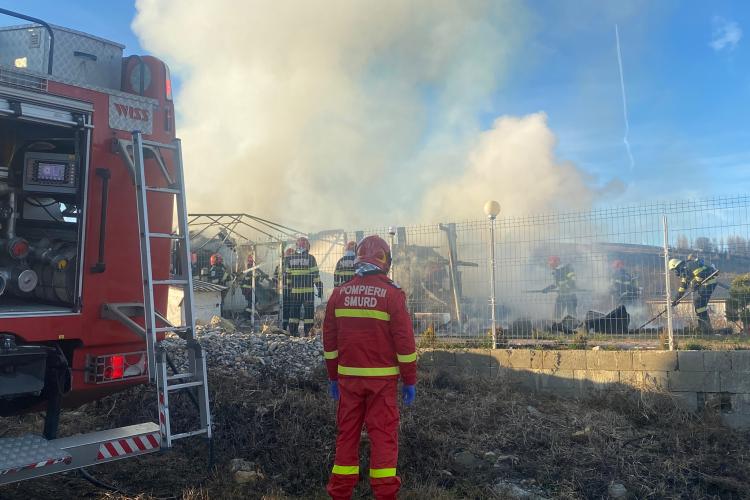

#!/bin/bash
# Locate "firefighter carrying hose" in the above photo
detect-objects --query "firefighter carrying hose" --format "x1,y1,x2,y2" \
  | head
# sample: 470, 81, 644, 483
669, 257, 718, 334
207, 253, 229, 285
542, 255, 578, 319
284, 237, 322, 336
610, 259, 640, 305
323, 235, 417, 500
334, 241, 357, 287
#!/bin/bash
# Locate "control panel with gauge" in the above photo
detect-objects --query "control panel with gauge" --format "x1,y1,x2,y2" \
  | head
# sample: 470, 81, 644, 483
22, 152, 79, 194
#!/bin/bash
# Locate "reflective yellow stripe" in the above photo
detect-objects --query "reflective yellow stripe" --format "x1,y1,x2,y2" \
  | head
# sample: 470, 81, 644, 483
678, 287, 686, 293
336, 270, 355, 276
335, 309, 391, 321
332, 465, 359, 475
369, 468, 397, 478
292, 287, 315, 293
696, 306, 709, 313
397, 352, 417, 363
338, 365, 399, 376
324, 350, 338, 360
704, 277, 717, 285
289, 269, 312, 275
303, 319, 314, 324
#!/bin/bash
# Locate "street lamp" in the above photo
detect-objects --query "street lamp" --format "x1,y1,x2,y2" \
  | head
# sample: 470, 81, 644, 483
484, 200, 501, 348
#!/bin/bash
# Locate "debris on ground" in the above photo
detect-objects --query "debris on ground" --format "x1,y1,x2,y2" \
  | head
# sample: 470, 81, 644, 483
608, 482, 629, 499
163, 326, 323, 379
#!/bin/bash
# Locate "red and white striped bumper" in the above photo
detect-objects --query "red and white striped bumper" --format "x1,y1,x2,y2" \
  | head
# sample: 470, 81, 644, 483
96, 432, 161, 460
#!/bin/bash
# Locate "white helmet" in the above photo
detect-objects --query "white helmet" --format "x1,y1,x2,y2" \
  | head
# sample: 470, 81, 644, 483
668, 258, 683, 271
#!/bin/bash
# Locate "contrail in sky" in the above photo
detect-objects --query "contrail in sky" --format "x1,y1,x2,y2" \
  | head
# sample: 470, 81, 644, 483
615, 24, 635, 170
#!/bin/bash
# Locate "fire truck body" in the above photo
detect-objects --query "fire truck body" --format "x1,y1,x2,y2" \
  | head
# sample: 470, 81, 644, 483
0, 20, 175, 414
0, 10, 207, 485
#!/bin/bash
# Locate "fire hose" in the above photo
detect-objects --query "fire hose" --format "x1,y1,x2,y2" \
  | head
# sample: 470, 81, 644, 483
636, 269, 719, 331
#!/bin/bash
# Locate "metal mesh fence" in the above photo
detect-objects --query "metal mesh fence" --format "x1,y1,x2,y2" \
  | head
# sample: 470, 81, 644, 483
189, 195, 750, 347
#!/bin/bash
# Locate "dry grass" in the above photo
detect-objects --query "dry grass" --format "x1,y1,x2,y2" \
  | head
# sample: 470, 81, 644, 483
2, 367, 750, 499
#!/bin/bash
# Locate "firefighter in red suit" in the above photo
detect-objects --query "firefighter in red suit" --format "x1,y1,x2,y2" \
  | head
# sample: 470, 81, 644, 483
323, 235, 417, 500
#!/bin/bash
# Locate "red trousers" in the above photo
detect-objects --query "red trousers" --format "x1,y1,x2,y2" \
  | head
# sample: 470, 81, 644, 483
327, 377, 401, 500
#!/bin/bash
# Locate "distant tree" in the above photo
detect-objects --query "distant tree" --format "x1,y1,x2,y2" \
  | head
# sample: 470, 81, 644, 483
676, 234, 690, 249
727, 236, 748, 256
694, 236, 713, 253
726, 273, 750, 334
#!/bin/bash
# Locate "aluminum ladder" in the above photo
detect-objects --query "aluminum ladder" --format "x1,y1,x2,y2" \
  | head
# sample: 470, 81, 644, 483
123, 131, 211, 449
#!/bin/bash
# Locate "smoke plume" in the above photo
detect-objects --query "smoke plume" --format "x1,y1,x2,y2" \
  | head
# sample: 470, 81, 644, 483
133, 0, 601, 229
421, 113, 596, 221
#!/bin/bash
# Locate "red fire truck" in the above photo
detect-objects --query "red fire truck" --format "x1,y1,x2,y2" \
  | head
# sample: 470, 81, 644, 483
0, 9, 210, 484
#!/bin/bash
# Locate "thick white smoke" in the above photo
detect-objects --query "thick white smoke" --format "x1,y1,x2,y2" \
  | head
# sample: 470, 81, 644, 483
421, 113, 596, 221
133, 0, 600, 228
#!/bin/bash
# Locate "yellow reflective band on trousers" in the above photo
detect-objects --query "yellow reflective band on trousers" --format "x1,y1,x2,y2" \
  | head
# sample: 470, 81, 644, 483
324, 350, 338, 360
696, 306, 709, 313
397, 352, 417, 363
369, 468, 397, 478
338, 365, 399, 376
292, 287, 315, 294
336, 270, 355, 276
335, 308, 391, 321
332, 465, 359, 475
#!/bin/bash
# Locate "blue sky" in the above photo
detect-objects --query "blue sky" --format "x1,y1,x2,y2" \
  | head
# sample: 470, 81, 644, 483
2, 1, 748, 208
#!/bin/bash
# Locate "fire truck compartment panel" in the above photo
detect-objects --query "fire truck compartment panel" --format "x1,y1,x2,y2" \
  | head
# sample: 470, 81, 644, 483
0, 24, 124, 90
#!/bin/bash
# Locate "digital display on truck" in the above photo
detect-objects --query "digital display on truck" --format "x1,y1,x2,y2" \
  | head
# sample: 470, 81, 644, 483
36, 162, 67, 182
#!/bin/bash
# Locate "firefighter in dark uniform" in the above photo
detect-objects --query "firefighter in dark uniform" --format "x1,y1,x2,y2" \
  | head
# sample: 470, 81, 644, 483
669, 257, 718, 334
284, 237, 322, 336
334, 241, 357, 287
610, 259, 640, 305
543, 255, 577, 319
208, 253, 229, 285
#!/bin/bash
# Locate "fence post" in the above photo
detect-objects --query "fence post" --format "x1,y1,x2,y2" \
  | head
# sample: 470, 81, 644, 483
388, 226, 396, 280
662, 215, 675, 351
278, 241, 285, 328
251, 244, 257, 330
485, 201, 501, 349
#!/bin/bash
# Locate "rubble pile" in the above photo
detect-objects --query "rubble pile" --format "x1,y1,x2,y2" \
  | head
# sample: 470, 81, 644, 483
162, 323, 324, 379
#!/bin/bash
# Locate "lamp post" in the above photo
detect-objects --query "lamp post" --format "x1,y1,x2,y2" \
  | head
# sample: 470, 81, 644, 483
484, 200, 501, 348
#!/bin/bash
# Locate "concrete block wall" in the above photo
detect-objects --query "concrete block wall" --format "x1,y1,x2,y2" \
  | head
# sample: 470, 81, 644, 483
418, 348, 750, 429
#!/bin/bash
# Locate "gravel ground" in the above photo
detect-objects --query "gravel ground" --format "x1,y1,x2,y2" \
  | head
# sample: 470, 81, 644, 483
163, 324, 324, 379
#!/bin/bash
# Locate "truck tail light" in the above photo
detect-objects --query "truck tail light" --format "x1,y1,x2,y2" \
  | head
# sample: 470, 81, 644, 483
87, 351, 147, 384
164, 63, 173, 101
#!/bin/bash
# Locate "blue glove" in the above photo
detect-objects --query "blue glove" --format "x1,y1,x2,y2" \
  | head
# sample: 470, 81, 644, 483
329, 381, 340, 401
402, 385, 416, 406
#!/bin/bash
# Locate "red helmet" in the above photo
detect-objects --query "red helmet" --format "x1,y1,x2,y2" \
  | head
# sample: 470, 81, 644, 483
284, 247, 294, 257
355, 235, 391, 273
247, 254, 255, 267
611, 259, 625, 270
210, 253, 223, 266
296, 237, 310, 253
547, 255, 560, 268
345, 241, 356, 252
